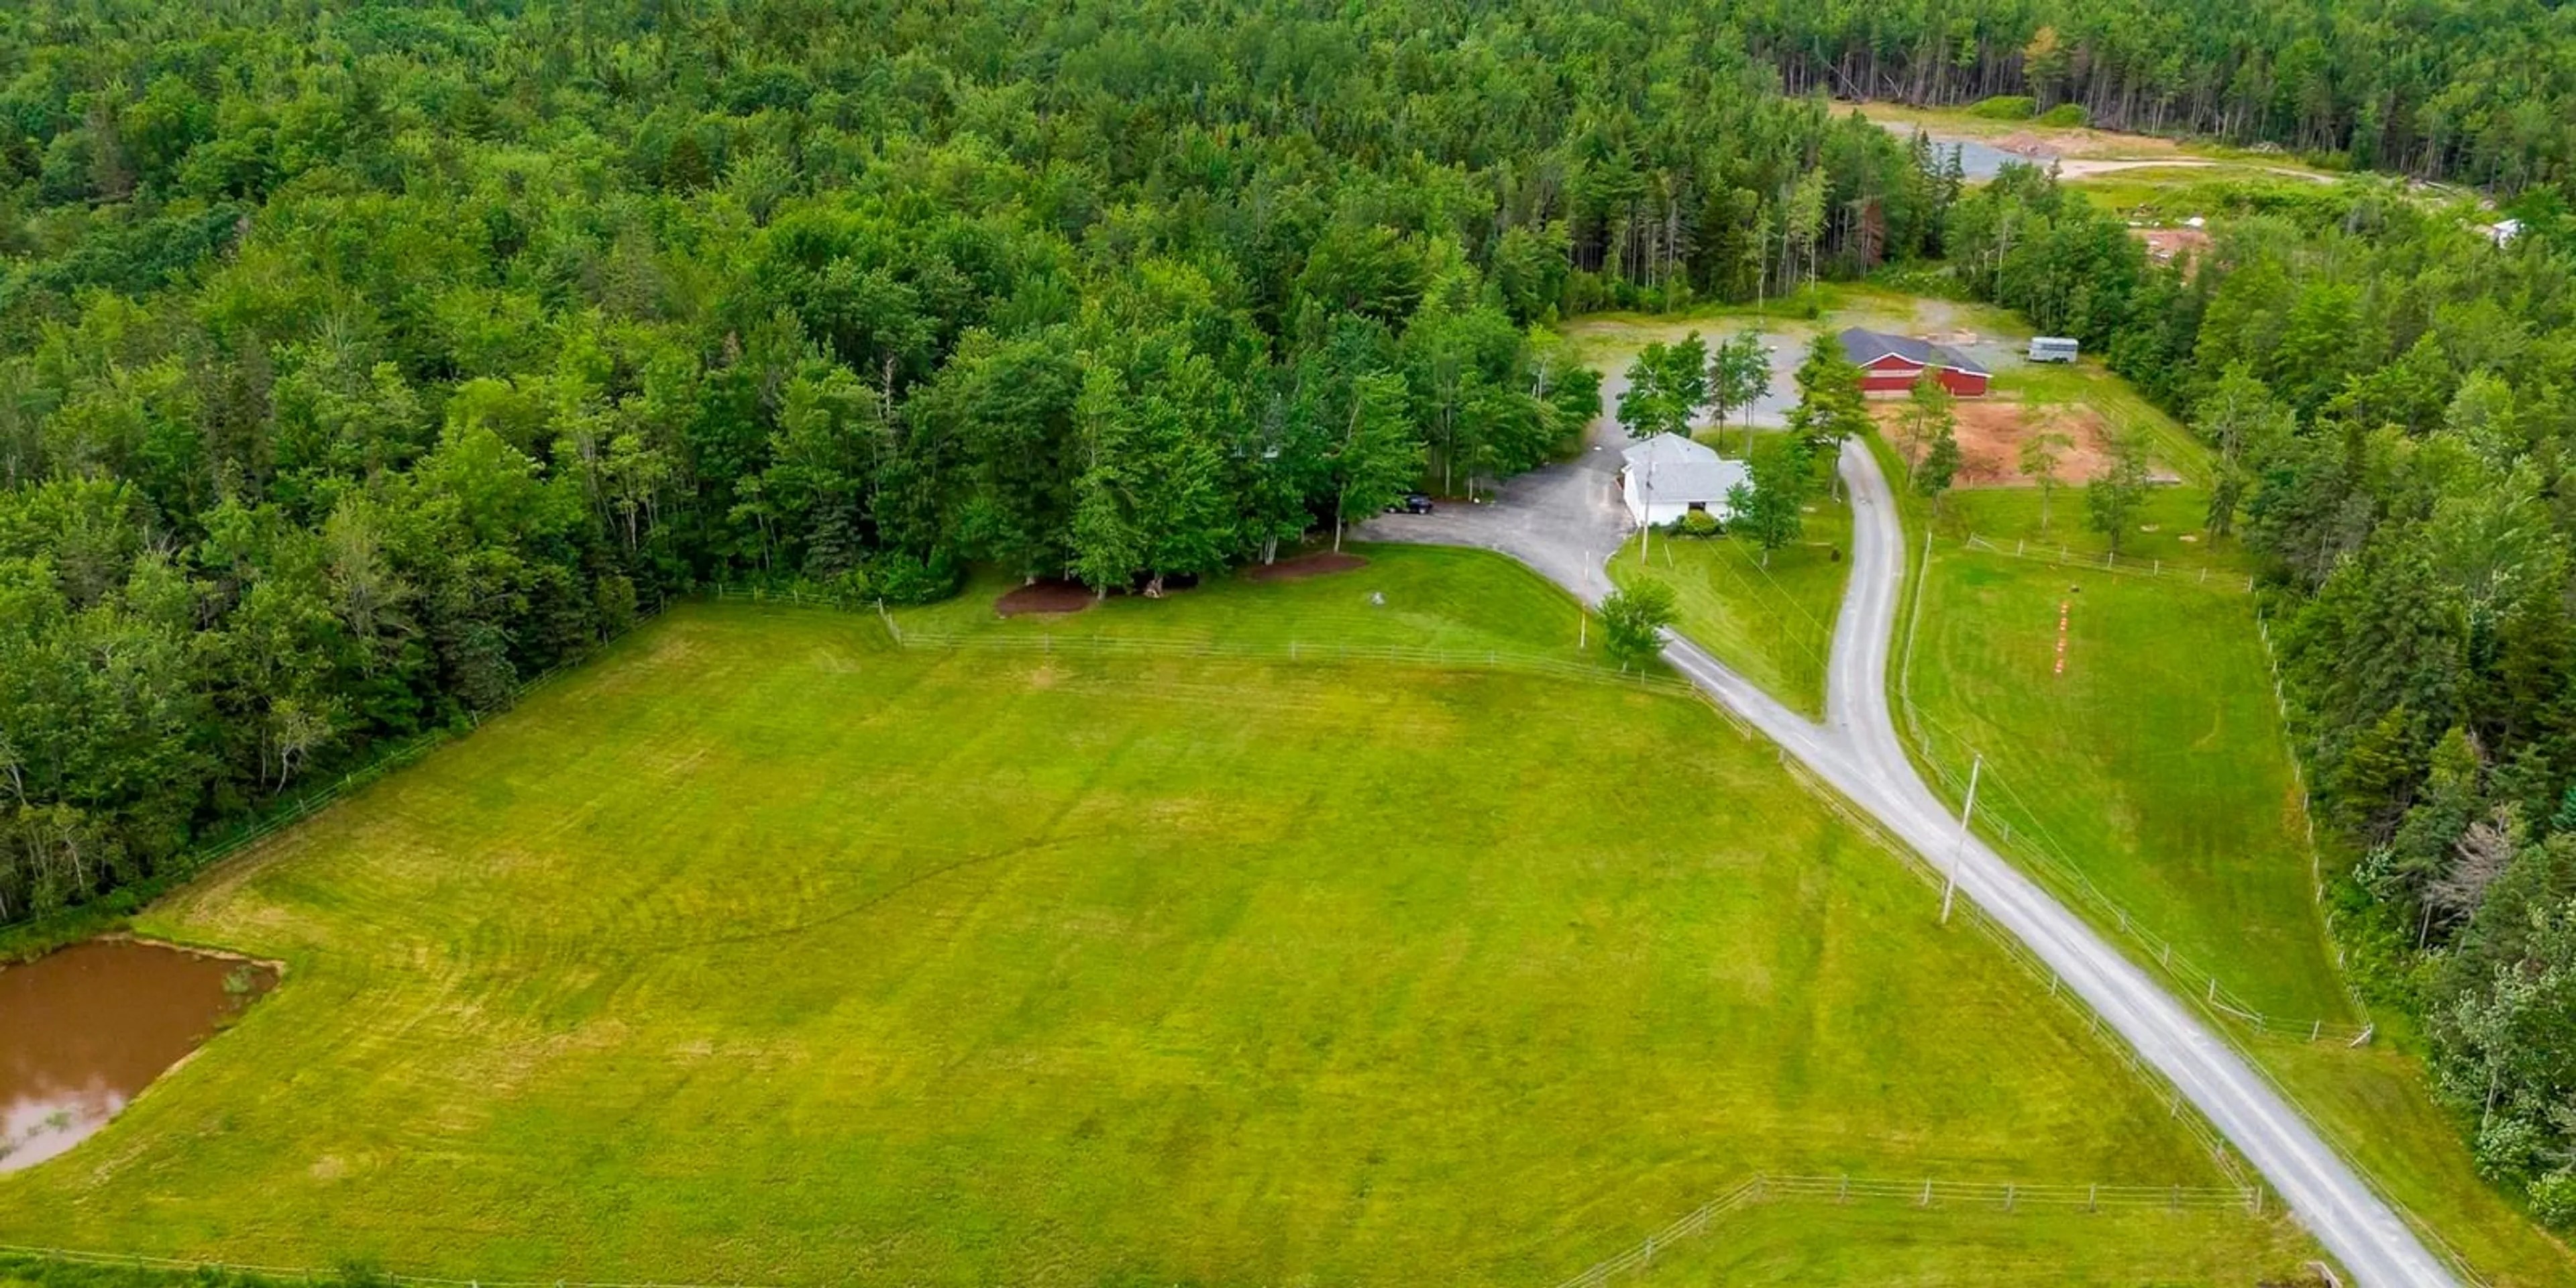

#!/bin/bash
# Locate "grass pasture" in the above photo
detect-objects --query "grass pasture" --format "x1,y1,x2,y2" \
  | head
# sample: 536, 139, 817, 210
0, 579, 2310, 1285
1899, 544, 2349, 1021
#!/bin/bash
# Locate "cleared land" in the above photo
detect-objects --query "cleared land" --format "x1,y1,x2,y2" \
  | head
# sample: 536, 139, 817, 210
0, 564, 2304, 1285
1878, 398, 2122, 488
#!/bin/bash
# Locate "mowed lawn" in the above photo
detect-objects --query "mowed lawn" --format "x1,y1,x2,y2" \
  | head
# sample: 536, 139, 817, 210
0, 596, 2304, 1285
900, 541, 1599, 658
1902, 548, 2350, 1021
1611, 494, 1851, 717
1631, 1201, 2320, 1285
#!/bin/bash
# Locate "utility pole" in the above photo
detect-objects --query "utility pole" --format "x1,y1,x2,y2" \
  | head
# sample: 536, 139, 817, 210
1943, 753, 1982, 924
1637, 459, 1657, 565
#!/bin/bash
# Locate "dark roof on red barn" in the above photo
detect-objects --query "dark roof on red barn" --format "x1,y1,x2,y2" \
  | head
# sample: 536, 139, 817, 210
1837, 327, 1991, 378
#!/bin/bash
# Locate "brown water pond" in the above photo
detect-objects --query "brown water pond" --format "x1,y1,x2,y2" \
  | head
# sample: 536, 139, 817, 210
1, 938, 276, 1173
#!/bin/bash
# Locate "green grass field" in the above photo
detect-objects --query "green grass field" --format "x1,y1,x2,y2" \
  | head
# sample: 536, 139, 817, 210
0, 564, 2309, 1285
898, 541, 1603, 659
1610, 493, 1851, 717
1631, 1200, 2321, 1285
1899, 544, 2349, 1020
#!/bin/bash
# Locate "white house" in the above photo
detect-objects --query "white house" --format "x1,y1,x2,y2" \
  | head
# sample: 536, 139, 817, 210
1620, 433, 1750, 527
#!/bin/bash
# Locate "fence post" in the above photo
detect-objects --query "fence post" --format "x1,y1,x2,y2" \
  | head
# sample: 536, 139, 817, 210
1919, 1178, 1933, 1207
2004, 1182, 2016, 1212
2088, 1183, 2098, 1213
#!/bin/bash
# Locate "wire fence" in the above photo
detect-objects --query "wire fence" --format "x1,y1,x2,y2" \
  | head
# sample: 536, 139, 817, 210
1958, 533, 2256, 592
1771, 750, 2253, 1183
708, 581, 1764, 740
1890, 539, 2371, 1044
1896, 703, 2374, 1044
1550, 1171, 2266, 1288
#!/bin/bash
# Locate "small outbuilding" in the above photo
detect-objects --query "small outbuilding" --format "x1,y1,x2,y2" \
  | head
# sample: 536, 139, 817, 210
1620, 433, 1750, 527
1839, 327, 1992, 398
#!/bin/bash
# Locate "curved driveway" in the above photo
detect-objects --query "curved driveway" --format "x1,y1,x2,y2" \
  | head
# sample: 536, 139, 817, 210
1364, 417, 2459, 1287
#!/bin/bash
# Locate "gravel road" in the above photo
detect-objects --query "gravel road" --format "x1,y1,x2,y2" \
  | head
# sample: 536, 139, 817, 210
1365, 411, 2461, 1288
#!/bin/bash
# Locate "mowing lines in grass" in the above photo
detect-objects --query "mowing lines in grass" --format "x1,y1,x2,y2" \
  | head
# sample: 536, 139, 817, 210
0, 601, 2275, 1286
1900, 545, 2353, 1022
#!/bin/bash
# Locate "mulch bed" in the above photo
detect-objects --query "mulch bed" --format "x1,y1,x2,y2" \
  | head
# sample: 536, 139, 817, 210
1244, 552, 1369, 583
994, 580, 1096, 617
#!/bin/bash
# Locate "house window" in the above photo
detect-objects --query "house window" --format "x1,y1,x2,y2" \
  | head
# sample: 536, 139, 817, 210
1687, 500, 1707, 513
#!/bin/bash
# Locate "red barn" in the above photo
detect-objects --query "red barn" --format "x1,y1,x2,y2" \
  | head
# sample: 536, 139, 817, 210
1839, 327, 1992, 398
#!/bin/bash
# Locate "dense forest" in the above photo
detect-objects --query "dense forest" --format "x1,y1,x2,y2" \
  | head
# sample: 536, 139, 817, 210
13, 0, 2576, 1233
0, 0, 1970, 931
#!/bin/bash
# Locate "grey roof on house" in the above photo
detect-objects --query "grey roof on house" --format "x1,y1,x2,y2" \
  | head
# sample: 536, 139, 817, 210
1621, 433, 1747, 502
1837, 327, 1991, 377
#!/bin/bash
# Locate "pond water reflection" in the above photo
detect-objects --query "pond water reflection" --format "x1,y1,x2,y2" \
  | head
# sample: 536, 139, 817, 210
0, 938, 275, 1173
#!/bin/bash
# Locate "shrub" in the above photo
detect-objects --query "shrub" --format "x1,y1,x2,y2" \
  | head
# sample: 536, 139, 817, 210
1968, 95, 2037, 120
1674, 510, 1722, 538
2530, 1170, 2576, 1229
1599, 582, 1678, 671
870, 549, 962, 605
2474, 1112, 2547, 1183
2035, 103, 2090, 128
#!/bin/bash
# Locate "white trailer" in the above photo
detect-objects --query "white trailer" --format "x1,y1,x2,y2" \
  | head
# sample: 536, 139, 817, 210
2028, 336, 2080, 363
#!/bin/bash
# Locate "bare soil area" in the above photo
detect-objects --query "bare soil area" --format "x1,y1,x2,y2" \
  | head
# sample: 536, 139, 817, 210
2135, 225, 2214, 269
994, 580, 1095, 616
1244, 551, 1368, 582
1879, 399, 2116, 488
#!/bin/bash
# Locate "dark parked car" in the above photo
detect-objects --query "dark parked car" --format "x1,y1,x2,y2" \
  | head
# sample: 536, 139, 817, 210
1387, 492, 1434, 515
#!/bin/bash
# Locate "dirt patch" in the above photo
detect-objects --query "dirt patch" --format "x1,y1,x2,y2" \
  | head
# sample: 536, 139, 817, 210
994, 580, 1095, 617
1878, 398, 2116, 488
1245, 552, 1368, 582
1994, 131, 2062, 160
2133, 225, 2214, 270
